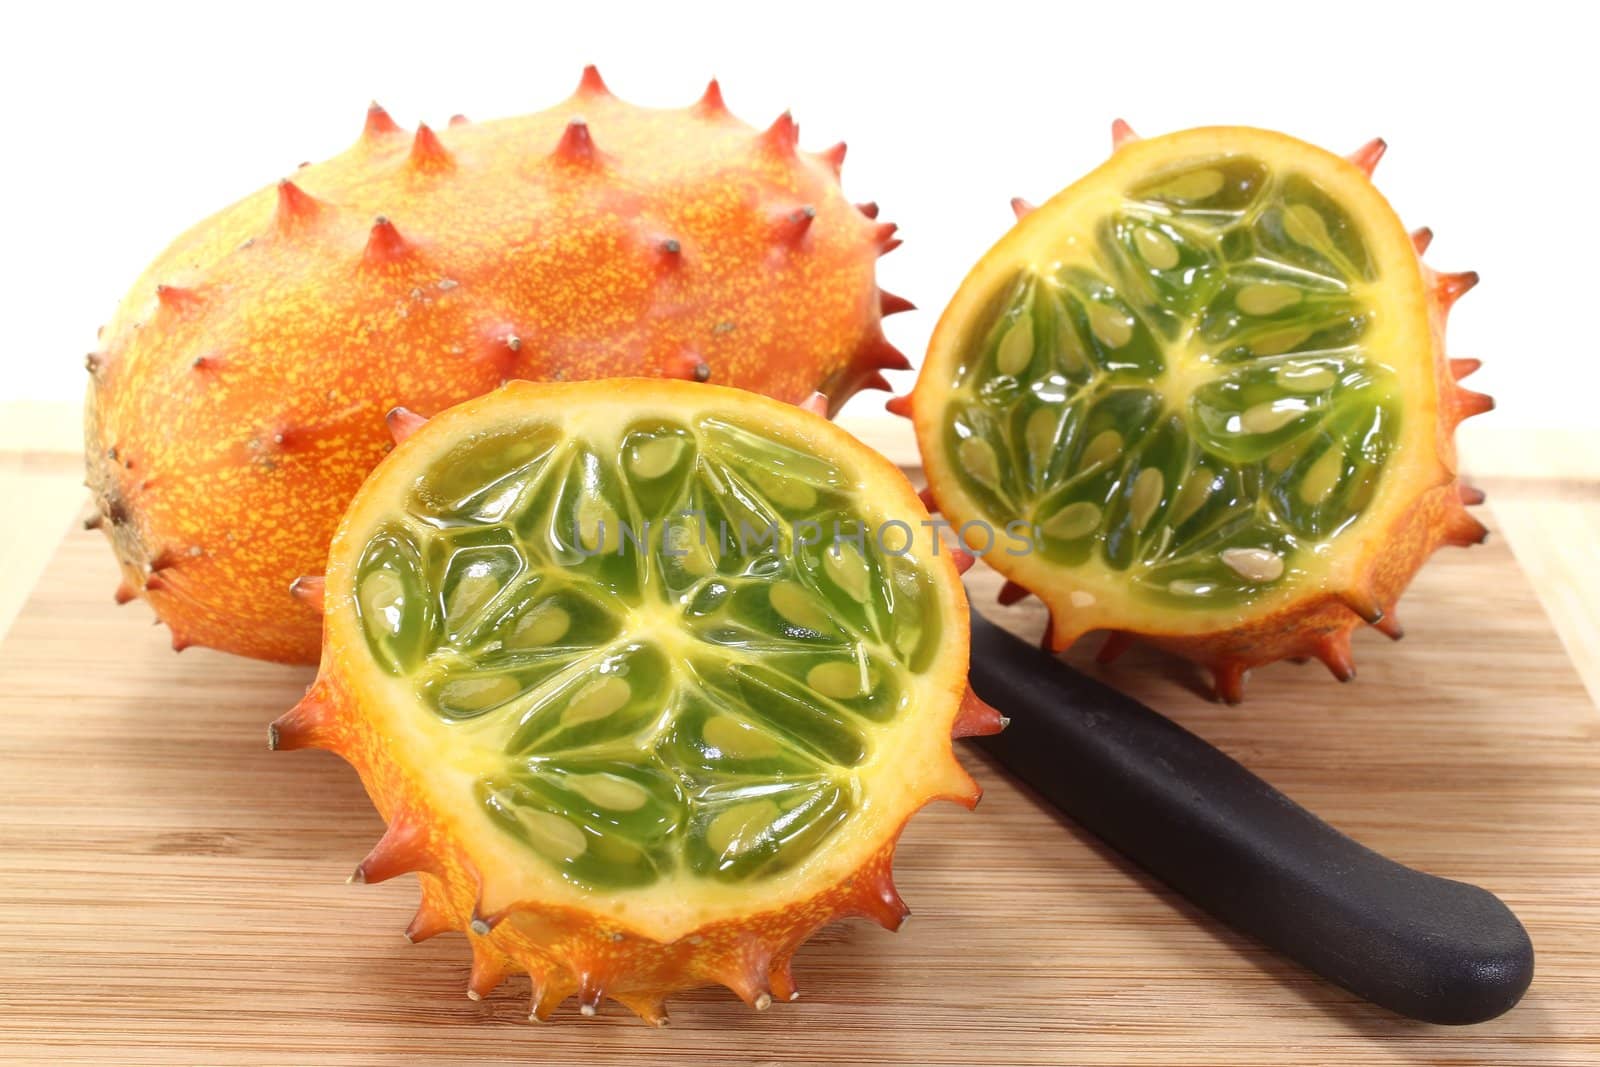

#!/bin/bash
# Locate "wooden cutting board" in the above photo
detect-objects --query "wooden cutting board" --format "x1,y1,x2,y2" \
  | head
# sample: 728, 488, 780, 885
2, 515, 1597, 1066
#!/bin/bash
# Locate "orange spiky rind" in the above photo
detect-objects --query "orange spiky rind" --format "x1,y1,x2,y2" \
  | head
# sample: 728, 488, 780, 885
385, 406, 429, 444
575, 64, 611, 98
85, 75, 901, 662
408, 124, 455, 174
1110, 118, 1140, 151
1347, 137, 1387, 176
289, 575, 326, 612
552, 117, 601, 167
911, 125, 1491, 701
280, 380, 983, 1022
1010, 197, 1036, 221
273, 179, 323, 234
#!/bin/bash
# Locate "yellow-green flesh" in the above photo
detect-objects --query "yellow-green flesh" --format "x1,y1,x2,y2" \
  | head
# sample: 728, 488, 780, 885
944, 154, 1401, 606
353, 415, 943, 890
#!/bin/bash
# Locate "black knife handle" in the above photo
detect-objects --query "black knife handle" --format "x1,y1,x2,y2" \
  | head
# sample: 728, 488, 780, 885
966, 608, 1533, 1025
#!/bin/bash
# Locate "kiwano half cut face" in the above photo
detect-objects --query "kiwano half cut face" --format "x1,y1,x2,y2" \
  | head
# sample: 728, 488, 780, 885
84, 68, 910, 664
901, 125, 1491, 702
270, 379, 1002, 1023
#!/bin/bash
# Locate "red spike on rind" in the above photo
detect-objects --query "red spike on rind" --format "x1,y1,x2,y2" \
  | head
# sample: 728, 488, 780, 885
950, 685, 1005, 739
1374, 611, 1405, 641
1111, 118, 1140, 151
575, 64, 611, 97
860, 335, 911, 371
1450, 357, 1482, 380
1454, 388, 1495, 420
268, 685, 336, 752
1316, 633, 1357, 682
759, 112, 798, 156
114, 580, 138, 605
847, 867, 909, 932
1010, 197, 1036, 221
448, 113, 469, 127
855, 201, 880, 219
949, 548, 976, 575
386, 406, 429, 444
353, 813, 437, 884
274, 179, 322, 234
916, 486, 937, 512
1347, 138, 1387, 176
155, 285, 202, 315
1410, 227, 1434, 254
362, 217, 412, 268
873, 221, 900, 253
819, 141, 847, 174
408, 124, 455, 173
404, 882, 454, 943
879, 290, 915, 317
1459, 483, 1487, 506
1434, 270, 1480, 310
996, 579, 1030, 606
859, 372, 892, 393
615, 993, 670, 1027
1338, 588, 1385, 625
1213, 661, 1248, 705
467, 942, 511, 1001
768, 957, 800, 1004
1444, 509, 1490, 547
885, 394, 914, 419
363, 102, 402, 140
695, 79, 727, 117
770, 204, 816, 247
553, 118, 599, 166
290, 575, 326, 612
799, 392, 828, 417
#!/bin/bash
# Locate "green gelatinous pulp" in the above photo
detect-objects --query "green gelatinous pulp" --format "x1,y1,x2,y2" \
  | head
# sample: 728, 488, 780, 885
352, 413, 943, 890
944, 153, 1401, 606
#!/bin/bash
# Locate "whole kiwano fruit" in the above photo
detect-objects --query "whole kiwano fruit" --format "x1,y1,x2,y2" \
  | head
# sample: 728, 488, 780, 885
84, 68, 910, 663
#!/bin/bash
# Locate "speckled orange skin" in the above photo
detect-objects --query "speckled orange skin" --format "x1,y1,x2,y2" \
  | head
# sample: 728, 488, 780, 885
905, 127, 1493, 702
84, 69, 908, 664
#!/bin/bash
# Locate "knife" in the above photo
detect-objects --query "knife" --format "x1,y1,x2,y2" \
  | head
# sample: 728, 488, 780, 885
965, 605, 1534, 1025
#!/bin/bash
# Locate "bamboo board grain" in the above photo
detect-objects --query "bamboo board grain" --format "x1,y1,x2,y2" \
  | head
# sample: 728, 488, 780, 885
1, 521, 1597, 1066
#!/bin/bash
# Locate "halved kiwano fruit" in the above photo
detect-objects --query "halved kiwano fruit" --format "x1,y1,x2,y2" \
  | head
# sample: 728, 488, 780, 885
271, 379, 1001, 1023
904, 125, 1491, 702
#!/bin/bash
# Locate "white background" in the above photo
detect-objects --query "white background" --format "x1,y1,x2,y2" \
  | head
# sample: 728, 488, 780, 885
1, 0, 1592, 427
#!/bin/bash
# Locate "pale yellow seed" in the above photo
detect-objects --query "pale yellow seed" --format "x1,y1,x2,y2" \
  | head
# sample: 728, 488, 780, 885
705, 799, 781, 857
1134, 227, 1180, 270
518, 808, 587, 861
1240, 401, 1305, 435
823, 541, 871, 603
1276, 365, 1337, 394
1089, 302, 1134, 349
438, 674, 520, 712
1025, 408, 1060, 471
1081, 429, 1123, 469
359, 570, 404, 630
704, 716, 782, 760
1237, 283, 1302, 316
995, 313, 1035, 376
562, 675, 632, 727
1129, 468, 1165, 531
630, 436, 686, 480
751, 468, 818, 510
1056, 316, 1092, 375
1171, 469, 1215, 525
1168, 579, 1213, 596
567, 773, 650, 812
957, 436, 1002, 489
506, 602, 571, 648
577, 497, 620, 553
1251, 326, 1313, 357
1301, 447, 1346, 505
445, 565, 498, 623
769, 581, 832, 632
666, 520, 716, 577
1220, 546, 1286, 583
1069, 590, 1096, 608
1282, 203, 1332, 250
1041, 501, 1102, 540
1160, 168, 1225, 201
807, 660, 876, 700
